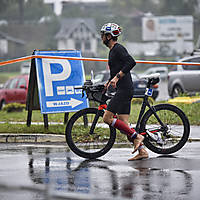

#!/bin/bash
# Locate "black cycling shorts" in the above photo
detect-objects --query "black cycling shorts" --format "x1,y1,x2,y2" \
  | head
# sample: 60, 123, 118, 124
106, 90, 133, 115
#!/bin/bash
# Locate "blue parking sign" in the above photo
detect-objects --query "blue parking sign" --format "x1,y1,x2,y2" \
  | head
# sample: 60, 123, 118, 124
34, 50, 89, 114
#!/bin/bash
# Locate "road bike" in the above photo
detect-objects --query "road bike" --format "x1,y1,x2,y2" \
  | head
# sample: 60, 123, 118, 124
65, 73, 190, 159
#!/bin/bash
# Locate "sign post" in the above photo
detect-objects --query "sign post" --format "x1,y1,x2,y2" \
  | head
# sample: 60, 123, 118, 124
26, 50, 88, 128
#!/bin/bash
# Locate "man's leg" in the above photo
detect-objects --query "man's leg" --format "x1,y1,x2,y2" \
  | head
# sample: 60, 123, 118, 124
103, 111, 145, 155
117, 114, 146, 154
128, 147, 149, 161
123, 122, 149, 161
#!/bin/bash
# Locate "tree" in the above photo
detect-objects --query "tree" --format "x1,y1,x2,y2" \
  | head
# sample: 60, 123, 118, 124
0, 0, 12, 13
0, 0, 54, 22
157, 0, 198, 16
18, 0, 24, 24
108, 0, 158, 15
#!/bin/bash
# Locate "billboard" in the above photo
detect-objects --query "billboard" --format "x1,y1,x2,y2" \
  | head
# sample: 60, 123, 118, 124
142, 16, 193, 41
34, 50, 89, 114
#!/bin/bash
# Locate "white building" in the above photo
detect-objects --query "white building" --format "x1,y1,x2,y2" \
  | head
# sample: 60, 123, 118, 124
55, 18, 99, 57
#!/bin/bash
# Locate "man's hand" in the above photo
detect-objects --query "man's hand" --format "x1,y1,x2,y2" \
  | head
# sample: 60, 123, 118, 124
109, 76, 119, 89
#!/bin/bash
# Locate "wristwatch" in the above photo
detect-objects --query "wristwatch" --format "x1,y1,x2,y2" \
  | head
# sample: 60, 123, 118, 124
116, 73, 121, 79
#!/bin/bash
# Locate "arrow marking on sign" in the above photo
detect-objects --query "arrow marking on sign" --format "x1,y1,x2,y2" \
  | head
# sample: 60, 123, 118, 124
46, 98, 83, 108
70, 98, 83, 108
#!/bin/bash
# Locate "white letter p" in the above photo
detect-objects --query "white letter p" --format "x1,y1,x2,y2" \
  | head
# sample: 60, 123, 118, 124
42, 59, 71, 96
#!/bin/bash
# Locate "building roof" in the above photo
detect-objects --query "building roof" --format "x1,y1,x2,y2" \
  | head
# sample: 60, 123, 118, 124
55, 18, 99, 39
0, 30, 25, 45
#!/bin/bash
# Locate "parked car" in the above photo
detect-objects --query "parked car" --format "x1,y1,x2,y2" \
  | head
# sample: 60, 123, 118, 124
0, 74, 29, 110
93, 70, 159, 100
138, 66, 168, 81
168, 55, 200, 98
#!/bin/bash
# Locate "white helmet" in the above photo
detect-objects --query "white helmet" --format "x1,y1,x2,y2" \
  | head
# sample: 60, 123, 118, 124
100, 23, 122, 37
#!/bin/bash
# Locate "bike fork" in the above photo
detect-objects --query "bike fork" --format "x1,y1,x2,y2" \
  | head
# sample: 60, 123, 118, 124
89, 105, 106, 135
89, 112, 101, 135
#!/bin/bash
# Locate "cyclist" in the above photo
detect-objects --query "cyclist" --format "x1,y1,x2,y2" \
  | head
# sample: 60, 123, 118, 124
101, 23, 148, 161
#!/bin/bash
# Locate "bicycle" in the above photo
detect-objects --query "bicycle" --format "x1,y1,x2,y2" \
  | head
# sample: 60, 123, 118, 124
65, 73, 190, 159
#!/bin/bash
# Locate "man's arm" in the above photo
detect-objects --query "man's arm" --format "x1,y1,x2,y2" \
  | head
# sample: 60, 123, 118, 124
118, 45, 136, 74
109, 70, 124, 89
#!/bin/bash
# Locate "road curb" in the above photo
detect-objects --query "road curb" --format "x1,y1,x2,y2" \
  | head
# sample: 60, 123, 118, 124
0, 134, 65, 143
0, 133, 200, 143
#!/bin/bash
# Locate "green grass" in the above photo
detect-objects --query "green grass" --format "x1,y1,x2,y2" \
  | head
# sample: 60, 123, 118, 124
0, 123, 65, 134
0, 72, 20, 83
0, 101, 199, 134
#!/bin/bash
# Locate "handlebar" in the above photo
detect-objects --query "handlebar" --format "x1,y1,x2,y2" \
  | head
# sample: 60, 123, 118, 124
75, 73, 160, 102
74, 80, 109, 103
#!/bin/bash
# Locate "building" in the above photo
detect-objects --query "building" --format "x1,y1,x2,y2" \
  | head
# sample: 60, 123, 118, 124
44, 0, 107, 15
0, 30, 25, 59
55, 18, 99, 57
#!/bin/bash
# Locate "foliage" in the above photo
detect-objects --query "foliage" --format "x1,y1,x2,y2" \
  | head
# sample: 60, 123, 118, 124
3, 103, 26, 113
157, 0, 198, 16
0, 100, 199, 135
108, 0, 158, 15
108, 0, 198, 16
1, 0, 200, 73
0, 74, 9, 84
0, 0, 54, 21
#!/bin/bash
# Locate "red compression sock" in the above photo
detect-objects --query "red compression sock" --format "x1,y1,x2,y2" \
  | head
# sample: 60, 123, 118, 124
111, 119, 137, 139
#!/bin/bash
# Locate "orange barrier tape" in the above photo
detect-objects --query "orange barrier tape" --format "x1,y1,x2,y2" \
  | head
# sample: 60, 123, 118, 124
136, 60, 200, 66
32, 55, 108, 62
1, 55, 200, 67
0, 56, 33, 66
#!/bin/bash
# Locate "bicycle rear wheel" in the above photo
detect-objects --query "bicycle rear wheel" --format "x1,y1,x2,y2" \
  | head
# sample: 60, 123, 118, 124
65, 108, 116, 159
140, 104, 190, 154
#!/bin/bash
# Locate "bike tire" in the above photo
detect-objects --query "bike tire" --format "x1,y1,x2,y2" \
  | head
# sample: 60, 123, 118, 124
140, 104, 190, 154
65, 108, 116, 159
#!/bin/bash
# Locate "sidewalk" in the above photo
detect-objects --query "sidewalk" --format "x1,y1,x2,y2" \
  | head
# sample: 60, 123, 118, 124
0, 125, 199, 143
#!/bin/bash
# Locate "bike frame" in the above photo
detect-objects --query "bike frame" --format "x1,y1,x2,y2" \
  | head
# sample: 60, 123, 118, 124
93, 79, 166, 136
134, 94, 165, 133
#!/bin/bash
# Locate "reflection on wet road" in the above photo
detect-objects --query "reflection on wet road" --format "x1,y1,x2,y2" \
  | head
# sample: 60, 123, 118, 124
0, 143, 200, 199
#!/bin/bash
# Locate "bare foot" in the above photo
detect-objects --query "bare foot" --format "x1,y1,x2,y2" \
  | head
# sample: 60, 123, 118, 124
128, 149, 148, 161
132, 134, 144, 154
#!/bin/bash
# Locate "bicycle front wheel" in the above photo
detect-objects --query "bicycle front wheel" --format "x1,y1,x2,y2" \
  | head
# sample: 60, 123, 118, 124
65, 108, 116, 159
140, 104, 190, 154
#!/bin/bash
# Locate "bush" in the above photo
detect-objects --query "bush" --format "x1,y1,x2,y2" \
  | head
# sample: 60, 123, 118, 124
3, 103, 26, 112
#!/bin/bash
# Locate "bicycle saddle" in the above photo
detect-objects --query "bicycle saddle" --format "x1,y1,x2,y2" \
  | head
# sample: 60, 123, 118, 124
140, 73, 160, 79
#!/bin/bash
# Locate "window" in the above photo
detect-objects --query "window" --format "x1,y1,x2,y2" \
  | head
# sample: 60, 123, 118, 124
85, 41, 91, 50
17, 78, 26, 88
4, 80, 11, 89
75, 40, 81, 50
8, 78, 18, 89
93, 74, 104, 83
182, 57, 200, 70
131, 73, 139, 81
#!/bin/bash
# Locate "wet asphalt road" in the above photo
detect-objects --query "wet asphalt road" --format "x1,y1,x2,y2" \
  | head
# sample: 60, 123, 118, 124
0, 80, 198, 199
0, 142, 200, 200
